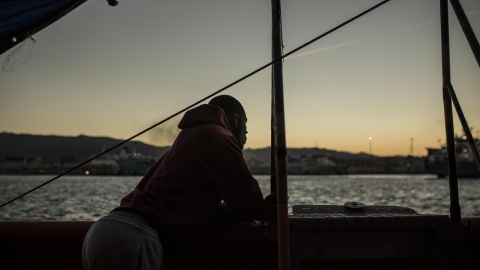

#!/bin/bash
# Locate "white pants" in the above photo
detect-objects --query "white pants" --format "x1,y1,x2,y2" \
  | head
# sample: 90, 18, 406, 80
82, 211, 163, 270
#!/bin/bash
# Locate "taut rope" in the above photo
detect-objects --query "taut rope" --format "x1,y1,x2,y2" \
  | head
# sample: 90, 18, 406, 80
0, 0, 391, 208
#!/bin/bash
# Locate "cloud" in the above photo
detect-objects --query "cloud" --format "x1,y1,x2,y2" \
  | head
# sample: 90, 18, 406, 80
285, 34, 381, 60
283, 10, 459, 61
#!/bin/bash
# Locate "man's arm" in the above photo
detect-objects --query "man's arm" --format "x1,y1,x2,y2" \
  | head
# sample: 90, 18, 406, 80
203, 133, 265, 221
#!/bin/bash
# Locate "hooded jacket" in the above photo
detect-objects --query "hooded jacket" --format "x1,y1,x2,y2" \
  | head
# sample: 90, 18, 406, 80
114, 104, 264, 252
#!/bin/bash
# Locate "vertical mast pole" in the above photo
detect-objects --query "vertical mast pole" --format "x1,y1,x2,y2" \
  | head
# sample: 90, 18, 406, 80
271, 70, 277, 193
440, 0, 461, 222
271, 0, 290, 269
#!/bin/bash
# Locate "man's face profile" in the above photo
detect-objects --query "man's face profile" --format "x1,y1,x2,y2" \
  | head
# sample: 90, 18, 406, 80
234, 114, 248, 150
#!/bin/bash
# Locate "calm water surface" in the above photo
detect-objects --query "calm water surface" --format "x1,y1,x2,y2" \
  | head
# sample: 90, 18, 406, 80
1, 174, 479, 220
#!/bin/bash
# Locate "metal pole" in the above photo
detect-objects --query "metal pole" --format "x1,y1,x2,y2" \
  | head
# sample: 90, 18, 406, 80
272, 1, 290, 269
449, 0, 480, 68
271, 69, 277, 193
446, 82, 480, 171
446, 0, 480, 170
441, 0, 461, 222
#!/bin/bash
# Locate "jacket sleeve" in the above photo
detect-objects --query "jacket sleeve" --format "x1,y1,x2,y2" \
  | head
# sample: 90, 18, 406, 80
202, 131, 265, 221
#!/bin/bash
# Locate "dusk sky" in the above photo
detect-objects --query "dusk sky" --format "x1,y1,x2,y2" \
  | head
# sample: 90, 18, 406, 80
1, 0, 479, 157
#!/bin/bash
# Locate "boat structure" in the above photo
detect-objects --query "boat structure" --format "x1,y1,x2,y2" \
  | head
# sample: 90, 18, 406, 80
1, 0, 480, 270
75, 146, 157, 176
425, 135, 480, 178
113, 144, 158, 175
287, 154, 347, 175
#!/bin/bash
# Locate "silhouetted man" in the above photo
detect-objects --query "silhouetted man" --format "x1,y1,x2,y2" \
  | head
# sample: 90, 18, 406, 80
82, 95, 266, 270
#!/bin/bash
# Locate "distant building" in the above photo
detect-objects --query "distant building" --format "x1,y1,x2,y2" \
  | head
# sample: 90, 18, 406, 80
112, 146, 157, 175
287, 154, 348, 175
245, 152, 425, 175
0, 156, 42, 174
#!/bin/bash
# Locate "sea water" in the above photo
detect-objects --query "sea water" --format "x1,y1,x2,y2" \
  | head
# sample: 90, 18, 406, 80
0, 174, 479, 220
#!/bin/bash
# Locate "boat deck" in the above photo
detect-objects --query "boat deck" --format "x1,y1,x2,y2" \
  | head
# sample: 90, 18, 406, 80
1, 206, 479, 269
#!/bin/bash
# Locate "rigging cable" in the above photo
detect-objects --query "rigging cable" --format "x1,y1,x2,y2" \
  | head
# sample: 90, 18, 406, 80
0, 0, 391, 209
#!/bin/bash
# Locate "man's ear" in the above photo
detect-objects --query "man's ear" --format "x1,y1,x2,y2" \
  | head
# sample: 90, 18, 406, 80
233, 114, 239, 129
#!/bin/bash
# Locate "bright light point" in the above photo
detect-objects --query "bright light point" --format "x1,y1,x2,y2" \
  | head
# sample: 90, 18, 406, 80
85, 171, 90, 175
369, 137, 373, 141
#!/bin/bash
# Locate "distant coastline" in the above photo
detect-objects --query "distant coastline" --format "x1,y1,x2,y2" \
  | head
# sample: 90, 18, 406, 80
0, 132, 426, 175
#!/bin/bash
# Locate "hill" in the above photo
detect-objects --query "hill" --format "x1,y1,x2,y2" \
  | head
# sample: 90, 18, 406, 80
1, 132, 373, 164
1, 132, 425, 175
0, 132, 170, 163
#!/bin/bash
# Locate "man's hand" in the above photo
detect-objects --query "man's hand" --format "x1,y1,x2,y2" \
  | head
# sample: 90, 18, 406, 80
264, 193, 278, 221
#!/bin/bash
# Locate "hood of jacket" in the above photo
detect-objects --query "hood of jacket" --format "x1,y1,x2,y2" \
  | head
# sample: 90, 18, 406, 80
178, 104, 232, 131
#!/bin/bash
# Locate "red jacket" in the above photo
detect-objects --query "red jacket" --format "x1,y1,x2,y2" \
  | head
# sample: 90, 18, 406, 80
114, 104, 264, 252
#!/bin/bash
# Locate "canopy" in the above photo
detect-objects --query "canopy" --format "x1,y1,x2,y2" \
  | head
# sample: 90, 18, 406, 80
0, 0, 88, 55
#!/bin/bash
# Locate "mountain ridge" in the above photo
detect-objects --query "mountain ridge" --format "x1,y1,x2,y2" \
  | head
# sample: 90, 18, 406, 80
1, 132, 377, 162
0, 132, 425, 174
0, 132, 170, 163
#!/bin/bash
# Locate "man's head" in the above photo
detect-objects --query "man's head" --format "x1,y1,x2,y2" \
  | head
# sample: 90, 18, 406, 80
209, 95, 248, 149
